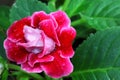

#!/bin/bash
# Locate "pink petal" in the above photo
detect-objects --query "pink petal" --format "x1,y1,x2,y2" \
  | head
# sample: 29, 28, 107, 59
41, 50, 73, 78
7, 17, 31, 42
21, 62, 42, 73
60, 46, 74, 58
18, 26, 44, 54
58, 27, 76, 47
50, 10, 70, 29
28, 53, 54, 67
4, 39, 28, 64
39, 19, 60, 45
31, 11, 50, 27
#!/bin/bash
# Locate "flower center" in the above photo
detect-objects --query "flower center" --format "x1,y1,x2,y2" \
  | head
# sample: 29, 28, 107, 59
19, 25, 55, 55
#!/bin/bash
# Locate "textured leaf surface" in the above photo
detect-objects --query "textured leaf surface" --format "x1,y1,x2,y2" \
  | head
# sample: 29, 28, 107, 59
66, 0, 120, 30
80, 0, 120, 30
71, 28, 120, 80
10, 0, 51, 23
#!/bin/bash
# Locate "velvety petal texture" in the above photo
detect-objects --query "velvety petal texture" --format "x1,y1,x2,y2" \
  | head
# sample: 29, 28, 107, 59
7, 17, 31, 42
4, 10, 76, 78
51, 11, 70, 28
41, 50, 73, 78
4, 39, 28, 64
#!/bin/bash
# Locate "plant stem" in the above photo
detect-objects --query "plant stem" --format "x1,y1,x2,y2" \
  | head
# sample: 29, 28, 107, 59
71, 19, 86, 26
8, 63, 44, 80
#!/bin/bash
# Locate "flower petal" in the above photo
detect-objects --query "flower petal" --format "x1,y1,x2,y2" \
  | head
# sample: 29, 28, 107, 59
7, 17, 31, 42
58, 27, 76, 47
60, 46, 74, 58
39, 19, 60, 45
50, 10, 70, 28
31, 11, 58, 28
21, 62, 42, 73
41, 50, 73, 78
31, 11, 50, 27
4, 39, 28, 64
28, 53, 54, 67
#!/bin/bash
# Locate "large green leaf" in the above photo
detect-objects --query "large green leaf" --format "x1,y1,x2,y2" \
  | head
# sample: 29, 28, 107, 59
80, 0, 120, 30
66, 0, 120, 30
10, 0, 51, 23
71, 28, 120, 80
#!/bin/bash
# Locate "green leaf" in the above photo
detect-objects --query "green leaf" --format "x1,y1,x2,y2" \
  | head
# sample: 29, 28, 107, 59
79, 0, 120, 30
0, 6, 10, 30
71, 28, 120, 80
10, 0, 51, 23
66, 0, 120, 30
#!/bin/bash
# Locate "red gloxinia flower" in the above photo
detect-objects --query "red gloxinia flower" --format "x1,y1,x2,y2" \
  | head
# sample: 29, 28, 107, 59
4, 10, 76, 78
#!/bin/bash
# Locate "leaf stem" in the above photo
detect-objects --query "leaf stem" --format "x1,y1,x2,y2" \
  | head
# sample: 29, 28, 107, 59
71, 19, 86, 26
8, 63, 44, 80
